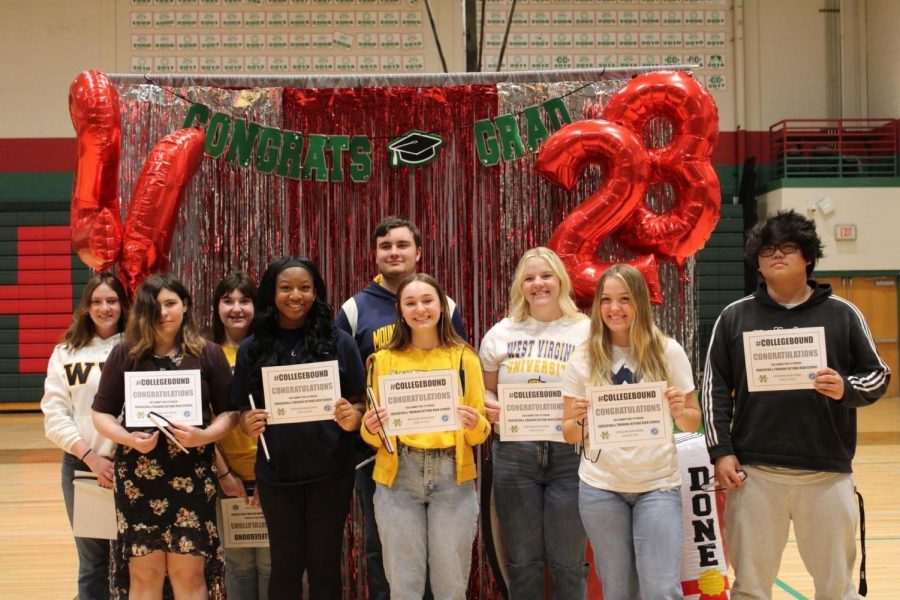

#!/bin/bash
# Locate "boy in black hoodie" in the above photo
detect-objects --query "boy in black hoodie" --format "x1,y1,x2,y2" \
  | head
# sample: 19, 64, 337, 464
702, 210, 889, 599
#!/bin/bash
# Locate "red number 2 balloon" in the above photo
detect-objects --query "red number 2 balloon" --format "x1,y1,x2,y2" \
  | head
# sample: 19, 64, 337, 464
534, 120, 663, 304
536, 71, 720, 305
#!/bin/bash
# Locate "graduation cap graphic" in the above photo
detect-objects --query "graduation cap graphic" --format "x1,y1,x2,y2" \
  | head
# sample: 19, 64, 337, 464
386, 130, 445, 168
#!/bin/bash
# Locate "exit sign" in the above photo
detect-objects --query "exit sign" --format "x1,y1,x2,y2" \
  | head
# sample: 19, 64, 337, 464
835, 224, 857, 240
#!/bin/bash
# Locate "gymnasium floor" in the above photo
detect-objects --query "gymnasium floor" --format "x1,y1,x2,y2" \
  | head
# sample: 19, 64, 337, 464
1, 401, 897, 599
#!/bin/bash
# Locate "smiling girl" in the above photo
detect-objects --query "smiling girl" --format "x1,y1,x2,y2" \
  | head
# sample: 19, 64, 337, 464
42, 273, 129, 599
479, 248, 590, 599
209, 272, 271, 599
230, 257, 365, 600
361, 273, 490, 600
562, 264, 700, 600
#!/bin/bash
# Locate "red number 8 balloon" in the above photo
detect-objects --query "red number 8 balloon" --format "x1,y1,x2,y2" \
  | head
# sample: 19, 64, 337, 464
603, 71, 720, 267
536, 71, 720, 304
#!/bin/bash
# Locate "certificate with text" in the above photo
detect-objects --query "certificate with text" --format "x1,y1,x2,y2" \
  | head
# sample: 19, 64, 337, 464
498, 384, 565, 442
220, 498, 270, 548
379, 370, 460, 436
585, 381, 670, 448
742, 327, 826, 392
124, 370, 202, 427
262, 360, 341, 424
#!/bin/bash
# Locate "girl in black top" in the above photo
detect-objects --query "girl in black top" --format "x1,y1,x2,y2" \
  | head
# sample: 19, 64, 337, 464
93, 273, 237, 599
231, 257, 366, 600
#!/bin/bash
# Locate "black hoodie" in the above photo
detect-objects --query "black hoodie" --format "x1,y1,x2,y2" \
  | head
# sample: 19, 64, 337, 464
701, 281, 890, 473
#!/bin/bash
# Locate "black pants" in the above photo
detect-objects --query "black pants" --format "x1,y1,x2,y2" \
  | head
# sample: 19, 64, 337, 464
257, 473, 355, 600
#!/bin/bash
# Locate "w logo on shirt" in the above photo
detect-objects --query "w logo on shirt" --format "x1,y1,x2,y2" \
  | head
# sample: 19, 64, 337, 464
64, 362, 103, 386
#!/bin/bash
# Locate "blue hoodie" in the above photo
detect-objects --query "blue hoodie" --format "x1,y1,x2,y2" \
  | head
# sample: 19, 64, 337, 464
335, 276, 468, 364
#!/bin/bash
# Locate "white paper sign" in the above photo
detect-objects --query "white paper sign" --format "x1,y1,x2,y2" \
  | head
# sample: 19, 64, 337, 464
742, 326, 827, 391
125, 370, 202, 427
220, 498, 270, 548
497, 384, 565, 442
73, 472, 116, 540
585, 381, 671, 448
262, 360, 341, 424
379, 370, 459, 436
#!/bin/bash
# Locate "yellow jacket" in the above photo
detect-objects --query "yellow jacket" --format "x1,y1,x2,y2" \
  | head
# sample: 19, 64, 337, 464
361, 344, 490, 486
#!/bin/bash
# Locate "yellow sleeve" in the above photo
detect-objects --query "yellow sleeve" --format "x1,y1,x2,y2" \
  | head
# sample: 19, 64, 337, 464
460, 348, 491, 446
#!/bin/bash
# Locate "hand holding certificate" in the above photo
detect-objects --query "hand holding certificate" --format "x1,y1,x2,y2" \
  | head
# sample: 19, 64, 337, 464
742, 326, 827, 392
585, 381, 672, 448
147, 411, 189, 454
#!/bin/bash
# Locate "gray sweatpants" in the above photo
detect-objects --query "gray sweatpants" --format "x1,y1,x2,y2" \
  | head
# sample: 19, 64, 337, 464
725, 466, 859, 600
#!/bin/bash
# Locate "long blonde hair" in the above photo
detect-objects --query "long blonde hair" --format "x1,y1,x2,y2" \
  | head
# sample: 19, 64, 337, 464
507, 247, 584, 322
586, 264, 669, 385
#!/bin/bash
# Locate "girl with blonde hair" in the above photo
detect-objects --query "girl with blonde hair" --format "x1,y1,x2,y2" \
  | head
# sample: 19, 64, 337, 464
562, 264, 700, 599
479, 247, 590, 598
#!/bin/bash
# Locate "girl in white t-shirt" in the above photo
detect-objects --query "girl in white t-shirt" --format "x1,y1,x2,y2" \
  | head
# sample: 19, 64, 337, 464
562, 264, 701, 600
480, 247, 590, 599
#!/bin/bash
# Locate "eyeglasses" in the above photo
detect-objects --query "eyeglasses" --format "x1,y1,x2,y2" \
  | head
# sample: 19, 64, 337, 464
700, 469, 748, 492
758, 243, 801, 257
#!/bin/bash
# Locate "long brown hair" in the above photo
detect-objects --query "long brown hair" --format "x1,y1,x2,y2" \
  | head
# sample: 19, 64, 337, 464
586, 264, 669, 385
126, 274, 206, 359
62, 273, 129, 351
386, 273, 468, 351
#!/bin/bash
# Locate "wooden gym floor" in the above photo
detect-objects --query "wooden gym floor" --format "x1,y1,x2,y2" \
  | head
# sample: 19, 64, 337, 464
1, 400, 898, 599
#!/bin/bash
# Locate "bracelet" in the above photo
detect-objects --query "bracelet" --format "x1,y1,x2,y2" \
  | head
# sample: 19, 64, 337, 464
80, 448, 92, 461
217, 469, 231, 480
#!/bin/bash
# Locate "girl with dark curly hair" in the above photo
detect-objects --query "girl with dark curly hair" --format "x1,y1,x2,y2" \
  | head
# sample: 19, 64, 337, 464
230, 256, 366, 600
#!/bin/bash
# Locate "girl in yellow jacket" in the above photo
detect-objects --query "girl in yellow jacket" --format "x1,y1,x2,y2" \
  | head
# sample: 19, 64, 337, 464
362, 273, 490, 600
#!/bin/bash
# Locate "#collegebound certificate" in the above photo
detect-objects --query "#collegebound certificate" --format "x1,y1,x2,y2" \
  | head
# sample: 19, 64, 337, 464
742, 326, 826, 392
125, 370, 203, 427
220, 498, 270, 548
497, 384, 565, 442
379, 370, 460, 436
262, 360, 341, 425
585, 381, 671, 448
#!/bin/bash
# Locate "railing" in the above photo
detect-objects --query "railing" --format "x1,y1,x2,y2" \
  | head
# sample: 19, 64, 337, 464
769, 118, 898, 180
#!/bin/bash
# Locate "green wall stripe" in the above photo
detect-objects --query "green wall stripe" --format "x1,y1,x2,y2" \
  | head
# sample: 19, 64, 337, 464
0, 172, 74, 202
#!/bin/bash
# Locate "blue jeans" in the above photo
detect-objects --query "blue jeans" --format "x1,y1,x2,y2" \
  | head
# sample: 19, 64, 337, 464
215, 492, 272, 599
374, 446, 478, 600
357, 461, 390, 600
61, 452, 111, 600
578, 483, 684, 600
492, 439, 587, 600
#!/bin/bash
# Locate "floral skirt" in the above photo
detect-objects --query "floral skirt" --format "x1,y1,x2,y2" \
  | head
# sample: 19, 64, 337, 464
110, 436, 225, 599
